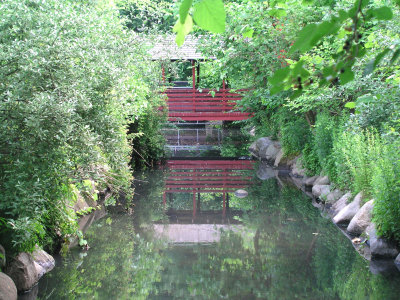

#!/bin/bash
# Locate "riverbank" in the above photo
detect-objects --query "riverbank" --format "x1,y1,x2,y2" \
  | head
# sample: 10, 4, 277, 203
250, 136, 400, 274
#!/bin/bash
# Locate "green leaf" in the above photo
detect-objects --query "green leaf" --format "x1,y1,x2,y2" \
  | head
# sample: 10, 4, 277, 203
173, 15, 193, 46
290, 24, 317, 54
268, 67, 290, 86
179, 0, 193, 24
193, 0, 226, 33
268, 8, 287, 18
339, 69, 354, 84
390, 48, 400, 64
356, 94, 373, 104
243, 29, 254, 38
364, 48, 389, 75
370, 6, 393, 20
344, 102, 356, 109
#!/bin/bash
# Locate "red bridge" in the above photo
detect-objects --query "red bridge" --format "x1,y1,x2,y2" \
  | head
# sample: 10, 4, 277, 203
162, 159, 255, 218
151, 36, 252, 122
165, 87, 251, 121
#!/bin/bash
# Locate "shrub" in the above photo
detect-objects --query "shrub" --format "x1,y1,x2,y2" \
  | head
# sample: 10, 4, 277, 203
332, 128, 384, 196
0, 0, 162, 253
278, 109, 311, 156
372, 133, 400, 241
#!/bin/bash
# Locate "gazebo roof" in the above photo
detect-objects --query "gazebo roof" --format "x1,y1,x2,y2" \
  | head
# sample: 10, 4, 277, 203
149, 35, 207, 60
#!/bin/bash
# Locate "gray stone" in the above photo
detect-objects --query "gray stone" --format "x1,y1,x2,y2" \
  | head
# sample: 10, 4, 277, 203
274, 149, 284, 167
347, 200, 374, 235
262, 142, 281, 161
34, 262, 45, 279
73, 192, 90, 212
370, 259, 399, 275
367, 224, 399, 259
256, 163, 276, 180
291, 157, 306, 177
395, 254, 400, 272
312, 185, 331, 198
331, 192, 352, 216
234, 189, 248, 198
314, 176, 330, 186
249, 141, 257, 156
6, 252, 38, 292
303, 176, 319, 186
0, 245, 5, 268
333, 192, 363, 224
325, 189, 344, 204
256, 137, 273, 154
32, 246, 55, 274
0, 272, 17, 300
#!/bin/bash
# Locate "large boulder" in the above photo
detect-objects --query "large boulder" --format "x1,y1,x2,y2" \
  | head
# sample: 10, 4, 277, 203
367, 224, 399, 259
0, 272, 17, 300
314, 176, 330, 186
303, 176, 319, 187
395, 254, 400, 272
331, 192, 352, 216
256, 137, 273, 156
34, 262, 46, 279
291, 157, 306, 177
32, 247, 55, 274
249, 141, 257, 156
260, 142, 281, 162
312, 185, 331, 198
256, 163, 276, 180
73, 192, 90, 212
333, 192, 363, 224
274, 149, 284, 167
347, 200, 374, 235
6, 253, 38, 292
326, 189, 344, 205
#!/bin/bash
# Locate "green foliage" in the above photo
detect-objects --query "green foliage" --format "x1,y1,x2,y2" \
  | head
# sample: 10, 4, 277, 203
175, 0, 226, 45
371, 132, 400, 241
332, 127, 383, 195
0, 0, 164, 253
301, 142, 322, 176
278, 110, 311, 156
313, 113, 339, 180
116, 0, 175, 33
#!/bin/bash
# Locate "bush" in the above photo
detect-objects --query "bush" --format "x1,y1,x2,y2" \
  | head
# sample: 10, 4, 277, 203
332, 127, 383, 196
371, 133, 400, 241
301, 141, 322, 176
0, 0, 162, 253
278, 109, 311, 156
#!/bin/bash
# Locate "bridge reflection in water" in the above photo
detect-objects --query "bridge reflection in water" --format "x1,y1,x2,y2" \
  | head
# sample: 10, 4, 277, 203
156, 159, 255, 243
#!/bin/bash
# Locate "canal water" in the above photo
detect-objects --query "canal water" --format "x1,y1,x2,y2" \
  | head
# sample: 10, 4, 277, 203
34, 124, 400, 300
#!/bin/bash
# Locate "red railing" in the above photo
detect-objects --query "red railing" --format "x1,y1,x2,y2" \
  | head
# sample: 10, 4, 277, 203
165, 88, 251, 121
164, 160, 254, 193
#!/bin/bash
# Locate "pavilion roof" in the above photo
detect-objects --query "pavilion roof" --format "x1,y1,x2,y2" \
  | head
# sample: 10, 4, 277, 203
149, 35, 208, 60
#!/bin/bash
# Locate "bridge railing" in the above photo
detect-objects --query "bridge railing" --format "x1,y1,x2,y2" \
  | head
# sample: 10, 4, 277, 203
164, 160, 254, 193
164, 87, 251, 121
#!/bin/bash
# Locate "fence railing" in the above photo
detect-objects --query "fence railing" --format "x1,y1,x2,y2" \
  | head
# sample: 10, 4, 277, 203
164, 88, 251, 121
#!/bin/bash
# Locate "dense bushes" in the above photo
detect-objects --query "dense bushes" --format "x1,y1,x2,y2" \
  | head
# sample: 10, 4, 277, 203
195, 0, 400, 241
0, 0, 164, 253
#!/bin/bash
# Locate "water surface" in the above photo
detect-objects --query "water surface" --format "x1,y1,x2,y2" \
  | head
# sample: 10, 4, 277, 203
36, 162, 400, 300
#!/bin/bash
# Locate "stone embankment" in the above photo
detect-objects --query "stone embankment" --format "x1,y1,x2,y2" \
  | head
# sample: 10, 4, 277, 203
250, 137, 400, 274
0, 179, 109, 297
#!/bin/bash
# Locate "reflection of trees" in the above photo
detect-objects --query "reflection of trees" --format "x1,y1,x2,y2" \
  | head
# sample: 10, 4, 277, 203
132, 169, 169, 227
150, 178, 400, 299
38, 215, 165, 299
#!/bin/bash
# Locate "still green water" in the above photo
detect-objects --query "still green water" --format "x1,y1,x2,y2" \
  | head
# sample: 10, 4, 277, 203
37, 165, 400, 300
